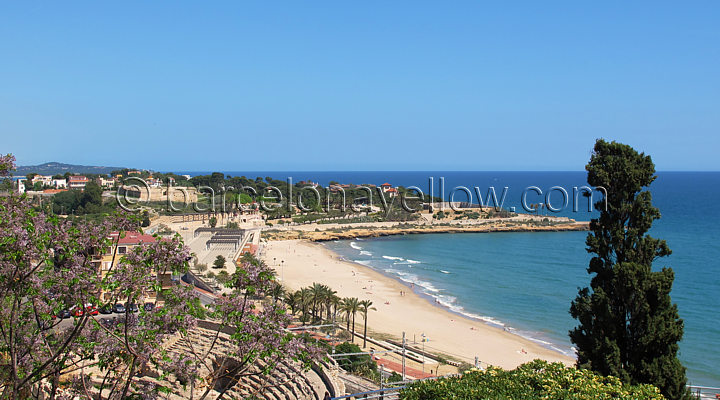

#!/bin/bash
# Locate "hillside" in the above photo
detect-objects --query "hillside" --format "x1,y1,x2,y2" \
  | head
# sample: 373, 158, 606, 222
13, 162, 127, 176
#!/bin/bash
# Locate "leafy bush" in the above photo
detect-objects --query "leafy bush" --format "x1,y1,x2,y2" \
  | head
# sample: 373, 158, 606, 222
400, 360, 664, 400
334, 342, 377, 375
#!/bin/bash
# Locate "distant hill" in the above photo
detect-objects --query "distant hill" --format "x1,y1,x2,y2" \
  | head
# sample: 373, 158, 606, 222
13, 162, 127, 177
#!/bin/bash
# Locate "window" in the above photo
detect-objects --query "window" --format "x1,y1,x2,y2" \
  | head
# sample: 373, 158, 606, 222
118, 246, 126, 254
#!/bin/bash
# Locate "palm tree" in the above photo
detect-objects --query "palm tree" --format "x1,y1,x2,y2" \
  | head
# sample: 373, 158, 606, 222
342, 297, 360, 343
340, 298, 352, 332
329, 294, 342, 323
324, 287, 337, 321
309, 283, 326, 322
284, 290, 302, 316
300, 288, 312, 325
359, 300, 376, 348
270, 282, 285, 303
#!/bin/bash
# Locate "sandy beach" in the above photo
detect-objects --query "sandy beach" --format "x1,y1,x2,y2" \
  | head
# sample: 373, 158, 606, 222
262, 239, 574, 370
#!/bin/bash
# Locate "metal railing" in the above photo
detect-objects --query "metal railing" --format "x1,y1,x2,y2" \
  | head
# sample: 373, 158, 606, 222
688, 385, 720, 399
331, 386, 404, 400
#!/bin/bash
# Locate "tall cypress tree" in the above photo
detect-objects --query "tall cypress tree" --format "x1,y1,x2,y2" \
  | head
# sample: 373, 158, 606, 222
570, 139, 689, 400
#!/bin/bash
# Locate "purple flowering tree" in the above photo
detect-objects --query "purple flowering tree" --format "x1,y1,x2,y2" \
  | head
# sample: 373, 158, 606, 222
0, 154, 321, 400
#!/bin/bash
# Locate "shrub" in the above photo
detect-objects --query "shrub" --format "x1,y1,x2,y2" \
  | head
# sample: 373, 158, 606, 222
400, 360, 664, 400
334, 342, 377, 375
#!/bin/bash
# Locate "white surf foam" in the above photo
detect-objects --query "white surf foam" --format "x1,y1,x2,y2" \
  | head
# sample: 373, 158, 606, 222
440, 270, 450, 274
349, 242, 362, 250
359, 250, 372, 256
382, 255, 404, 261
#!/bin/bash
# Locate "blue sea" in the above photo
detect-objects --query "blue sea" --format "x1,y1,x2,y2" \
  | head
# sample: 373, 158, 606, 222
185, 170, 720, 388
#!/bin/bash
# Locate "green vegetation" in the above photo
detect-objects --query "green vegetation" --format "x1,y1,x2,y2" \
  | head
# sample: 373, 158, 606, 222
51, 182, 116, 215
400, 360, 664, 400
334, 342, 378, 378
570, 140, 689, 400
213, 255, 226, 269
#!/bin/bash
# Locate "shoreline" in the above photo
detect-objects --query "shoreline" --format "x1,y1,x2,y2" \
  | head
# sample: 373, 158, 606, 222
263, 218, 589, 242
334, 249, 575, 358
325, 241, 576, 358
262, 239, 576, 370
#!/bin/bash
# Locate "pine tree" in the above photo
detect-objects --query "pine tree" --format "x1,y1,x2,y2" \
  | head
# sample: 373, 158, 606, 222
570, 139, 689, 400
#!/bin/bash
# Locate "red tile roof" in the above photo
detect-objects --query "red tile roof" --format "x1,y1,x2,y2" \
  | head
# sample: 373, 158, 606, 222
381, 183, 392, 187
110, 231, 157, 245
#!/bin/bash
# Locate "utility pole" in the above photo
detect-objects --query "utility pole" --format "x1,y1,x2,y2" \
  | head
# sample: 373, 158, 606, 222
402, 331, 406, 380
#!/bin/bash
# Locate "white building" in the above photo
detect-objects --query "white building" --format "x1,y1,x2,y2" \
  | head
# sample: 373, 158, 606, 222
52, 178, 67, 188
31, 175, 53, 187
97, 177, 116, 188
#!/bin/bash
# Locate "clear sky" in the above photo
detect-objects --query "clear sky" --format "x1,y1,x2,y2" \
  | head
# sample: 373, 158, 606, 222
1, 2, 718, 171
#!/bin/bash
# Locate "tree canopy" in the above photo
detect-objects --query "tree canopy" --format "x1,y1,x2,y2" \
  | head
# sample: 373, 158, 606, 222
569, 139, 688, 400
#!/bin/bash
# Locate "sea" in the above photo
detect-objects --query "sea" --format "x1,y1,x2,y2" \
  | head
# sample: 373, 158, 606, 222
182, 170, 720, 388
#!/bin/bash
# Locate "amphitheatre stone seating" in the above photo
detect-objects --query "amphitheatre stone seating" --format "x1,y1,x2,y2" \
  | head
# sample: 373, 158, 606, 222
160, 326, 329, 399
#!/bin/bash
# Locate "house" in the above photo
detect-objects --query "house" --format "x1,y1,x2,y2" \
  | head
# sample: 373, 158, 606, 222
146, 177, 162, 188
31, 175, 53, 187
93, 231, 177, 305
16, 179, 26, 193
97, 176, 116, 188
298, 180, 319, 188
128, 170, 142, 176
380, 183, 397, 198
68, 175, 89, 189
52, 178, 67, 189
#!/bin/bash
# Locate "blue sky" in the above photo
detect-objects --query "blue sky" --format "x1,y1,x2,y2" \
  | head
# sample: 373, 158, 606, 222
1, 2, 718, 171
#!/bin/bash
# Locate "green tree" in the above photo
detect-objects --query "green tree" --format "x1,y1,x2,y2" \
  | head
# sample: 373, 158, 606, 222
140, 210, 151, 227
81, 181, 103, 206
359, 300, 376, 348
213, 255, 226, 269
569, 139, 689, 400
52, 190, 80, 214
342, 297, 360, 343
209, 216, 217, 227
216, 270, 230, 286
333, 342, 377, 375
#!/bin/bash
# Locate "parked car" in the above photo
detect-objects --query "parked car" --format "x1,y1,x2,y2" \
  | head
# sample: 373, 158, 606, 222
143, 302, 155, 312
99, 305, 113, 314
112, 303, 126, 313
126, 303, 139, 313
85, 305, 99, 316
71, 307, 84, 318
56, 309, 71, 319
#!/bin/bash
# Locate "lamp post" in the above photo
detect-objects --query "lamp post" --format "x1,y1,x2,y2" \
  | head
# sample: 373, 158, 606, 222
281, 260, 284, 281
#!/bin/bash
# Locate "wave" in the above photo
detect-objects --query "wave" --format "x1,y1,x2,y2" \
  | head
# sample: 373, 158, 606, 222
352, 249, 577, 358
406, 259, 421, 264
349, 242, 362, 250
359, 250, 372, 256
383, 269, 440, 293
